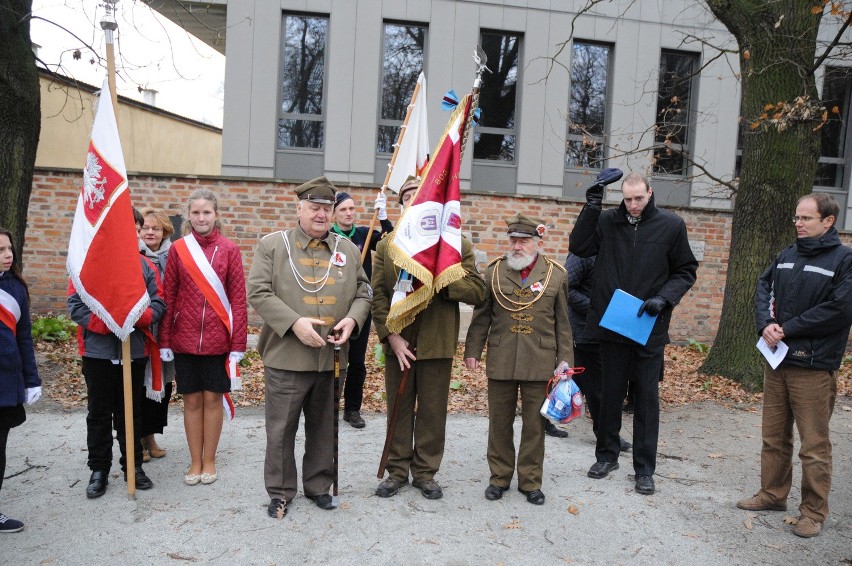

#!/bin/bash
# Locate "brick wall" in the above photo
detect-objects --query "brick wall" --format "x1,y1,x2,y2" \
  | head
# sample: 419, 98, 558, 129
23, 169, 852, 346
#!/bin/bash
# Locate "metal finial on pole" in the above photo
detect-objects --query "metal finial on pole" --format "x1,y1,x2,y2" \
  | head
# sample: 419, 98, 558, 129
100, 0, 120, 116
461, 45, 491, 157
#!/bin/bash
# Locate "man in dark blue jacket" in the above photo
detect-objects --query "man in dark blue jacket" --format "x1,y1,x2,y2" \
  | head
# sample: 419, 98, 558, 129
738, 193, 852, 538
570, 171, 697, 495
331, 189, 393, 429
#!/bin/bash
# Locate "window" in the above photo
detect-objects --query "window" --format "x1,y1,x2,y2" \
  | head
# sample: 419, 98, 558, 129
815, 67, 851, 189
473, 31, 521, 162
654, 50, 700, 176
377, 22, 426, 153
566, 41, 612, 169
278, 14, 328, 150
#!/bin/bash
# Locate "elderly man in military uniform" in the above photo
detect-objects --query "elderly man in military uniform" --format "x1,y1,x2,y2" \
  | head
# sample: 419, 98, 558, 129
372, 177, 487, 500
247, 176, 372, 518
464, 214, 573, 505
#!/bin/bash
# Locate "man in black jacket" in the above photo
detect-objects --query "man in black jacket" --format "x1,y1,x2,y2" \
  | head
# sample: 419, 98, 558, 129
737, 193, 852, 538
331, 189, 393, 429
570, 171, 697, 495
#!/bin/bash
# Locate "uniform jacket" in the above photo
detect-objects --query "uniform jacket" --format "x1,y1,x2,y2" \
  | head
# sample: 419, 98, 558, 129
569, 195, 698, 347
564, 253, 596, 345
67, 257, 166, 360
464, 254, 573, 381
755, 227, 852, 371
159, 229, 248, 355
0, 272, 41, 407
372, 235, 486, 360
247, 227, 372, 372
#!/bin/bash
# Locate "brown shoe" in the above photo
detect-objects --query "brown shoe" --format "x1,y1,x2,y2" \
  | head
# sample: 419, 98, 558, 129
142, 449, 151, 463
148, 444, 166, 458
793, 515, 822, 538
736, 494, 786, 511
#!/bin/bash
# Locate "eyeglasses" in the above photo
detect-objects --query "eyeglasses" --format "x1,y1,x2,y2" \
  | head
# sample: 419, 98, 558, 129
140, 226, 163, 232
791, 216, 823, 223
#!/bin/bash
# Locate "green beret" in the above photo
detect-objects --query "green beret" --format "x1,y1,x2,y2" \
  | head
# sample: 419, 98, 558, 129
506, 213, 546, 238
294, 176, 336, 205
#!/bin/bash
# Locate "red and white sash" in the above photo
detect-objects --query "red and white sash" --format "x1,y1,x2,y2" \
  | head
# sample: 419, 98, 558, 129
172, 234, 241, 419
0, 288, 22, 337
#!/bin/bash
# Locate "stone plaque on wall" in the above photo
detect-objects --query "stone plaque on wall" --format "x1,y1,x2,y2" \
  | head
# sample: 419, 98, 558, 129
689, 240, 705, 262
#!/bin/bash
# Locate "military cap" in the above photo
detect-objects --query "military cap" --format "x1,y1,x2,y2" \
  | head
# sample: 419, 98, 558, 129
294, 176, 336, 205
397, 175, 420, 205
506, 213, 546, 238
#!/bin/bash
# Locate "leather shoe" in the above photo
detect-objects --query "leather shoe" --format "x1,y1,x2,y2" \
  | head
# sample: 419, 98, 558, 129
86, 470, 108, 499
412, 479, 443, 500
619, 437, 632, 452
518, 488, 545, 505
343, 410, 366, 429
307, 493, 335, 510
736, 494, 787, 511
484, 484, 507, 501
544, 421, 568, 438
635, 474, 655, 495
375, 478, 407, 498
267, 498, 287, 519
793, 515, 822, 538
587, 461, 619, 479
124, 466, 154, 490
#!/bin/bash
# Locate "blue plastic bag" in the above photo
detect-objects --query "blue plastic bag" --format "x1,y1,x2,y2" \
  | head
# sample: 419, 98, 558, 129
540, 375, 584, 425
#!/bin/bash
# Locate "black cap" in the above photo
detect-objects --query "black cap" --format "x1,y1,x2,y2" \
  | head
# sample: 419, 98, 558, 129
334, 192, 353, 210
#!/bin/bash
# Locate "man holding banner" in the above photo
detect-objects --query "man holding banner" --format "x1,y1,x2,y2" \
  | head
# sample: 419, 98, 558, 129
372, 89, 486, 501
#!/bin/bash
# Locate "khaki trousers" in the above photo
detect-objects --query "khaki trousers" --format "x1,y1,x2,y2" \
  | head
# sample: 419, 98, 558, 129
758, 364, 836, 521
384, 357, 452, 483
487, 379, 548, 491
264, 367, 341, 502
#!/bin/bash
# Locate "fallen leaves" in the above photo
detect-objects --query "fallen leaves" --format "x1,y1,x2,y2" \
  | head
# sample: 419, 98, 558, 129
504, 517, 522, 529
783, 515, 799, 525
567, 505, 580, 515
36, 332, 852, 412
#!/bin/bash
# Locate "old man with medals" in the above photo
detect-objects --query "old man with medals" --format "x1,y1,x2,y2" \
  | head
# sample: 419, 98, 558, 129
464, 213, 573, 505
247, 177, 372, 518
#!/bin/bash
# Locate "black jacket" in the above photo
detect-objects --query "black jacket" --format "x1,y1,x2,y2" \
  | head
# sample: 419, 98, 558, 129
569, 195, 698, 347
755, 227, 852, 371
564, 253, 596, 344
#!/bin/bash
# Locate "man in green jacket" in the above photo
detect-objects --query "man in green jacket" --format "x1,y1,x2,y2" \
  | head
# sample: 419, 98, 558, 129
464, 214, 573, 505
371, 179, 486, 500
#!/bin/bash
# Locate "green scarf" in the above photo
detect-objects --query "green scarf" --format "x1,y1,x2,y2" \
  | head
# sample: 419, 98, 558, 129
331, 223, 357, 240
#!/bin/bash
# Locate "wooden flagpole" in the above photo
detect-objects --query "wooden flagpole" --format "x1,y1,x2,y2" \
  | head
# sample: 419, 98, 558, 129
101, 0, 136, 499
360, 78, 423, 265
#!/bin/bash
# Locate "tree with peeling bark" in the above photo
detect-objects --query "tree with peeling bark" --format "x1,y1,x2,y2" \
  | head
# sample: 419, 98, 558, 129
0, 0, 40, 265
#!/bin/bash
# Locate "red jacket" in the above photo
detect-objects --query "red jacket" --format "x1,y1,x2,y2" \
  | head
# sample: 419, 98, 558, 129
159, 229, 248, 355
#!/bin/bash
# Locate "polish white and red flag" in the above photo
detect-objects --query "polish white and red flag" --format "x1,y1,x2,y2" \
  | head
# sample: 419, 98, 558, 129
67, 79, 149, 341
385, 93, 473, 334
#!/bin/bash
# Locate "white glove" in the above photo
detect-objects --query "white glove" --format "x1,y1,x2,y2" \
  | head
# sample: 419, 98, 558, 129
375, 191, 388, 220
229, 351, 245, 364
554, 361, 571, 378
25, 386, 42, 405
160, 348, 175, 362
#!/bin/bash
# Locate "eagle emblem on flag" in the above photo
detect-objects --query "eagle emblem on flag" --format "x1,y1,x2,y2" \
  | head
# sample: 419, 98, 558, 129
82, 145, 126, 226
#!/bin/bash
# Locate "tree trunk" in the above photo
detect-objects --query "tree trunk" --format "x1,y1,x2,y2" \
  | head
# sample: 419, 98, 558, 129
700, 2, 823, 389
0, 0, 40, 266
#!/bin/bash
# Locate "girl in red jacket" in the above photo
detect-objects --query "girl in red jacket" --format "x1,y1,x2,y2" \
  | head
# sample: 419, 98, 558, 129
159, 190, 247, 486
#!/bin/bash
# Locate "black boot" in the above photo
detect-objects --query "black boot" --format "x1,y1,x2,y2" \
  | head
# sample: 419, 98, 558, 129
86, 470, 109, 499
124, 466, 154, 490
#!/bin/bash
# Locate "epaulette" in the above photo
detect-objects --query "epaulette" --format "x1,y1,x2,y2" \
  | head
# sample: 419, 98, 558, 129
545, 256, 566, 272
487, 256, 504, 267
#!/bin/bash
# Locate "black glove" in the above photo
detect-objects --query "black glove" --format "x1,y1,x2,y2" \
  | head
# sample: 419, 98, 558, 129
637, 295, 668, 317
585, 168, 623, 208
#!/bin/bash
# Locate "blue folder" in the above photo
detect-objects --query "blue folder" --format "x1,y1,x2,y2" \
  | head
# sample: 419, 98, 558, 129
599, 289, 658, 346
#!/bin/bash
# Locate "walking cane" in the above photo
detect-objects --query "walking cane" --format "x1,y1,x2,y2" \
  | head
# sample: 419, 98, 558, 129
332, 333, 342, 507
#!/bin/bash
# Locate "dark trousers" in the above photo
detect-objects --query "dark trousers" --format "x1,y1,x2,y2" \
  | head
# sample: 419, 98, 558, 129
571, 342, 602, 440
344, 313, 371, 412
82, 357, 146, 472
0, 426, 7, 492
596, 341, 663, 476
